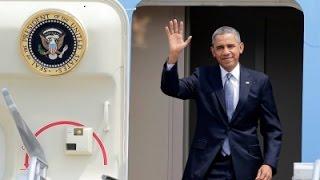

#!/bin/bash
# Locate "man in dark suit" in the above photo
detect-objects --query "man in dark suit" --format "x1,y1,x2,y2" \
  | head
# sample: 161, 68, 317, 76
161, 19, 282, 180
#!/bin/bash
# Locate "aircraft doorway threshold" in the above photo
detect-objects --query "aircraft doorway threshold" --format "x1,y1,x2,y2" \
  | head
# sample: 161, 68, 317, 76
137, 0, 302, 10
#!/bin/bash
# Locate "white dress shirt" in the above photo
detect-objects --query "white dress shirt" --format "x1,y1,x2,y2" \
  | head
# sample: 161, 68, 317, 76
166, 63, 175, 70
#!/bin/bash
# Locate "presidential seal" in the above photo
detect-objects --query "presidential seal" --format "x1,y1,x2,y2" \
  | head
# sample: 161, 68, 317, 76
20, 9, 87, 76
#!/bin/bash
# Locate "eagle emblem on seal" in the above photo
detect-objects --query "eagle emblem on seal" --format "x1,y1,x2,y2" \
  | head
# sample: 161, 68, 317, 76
39, 28, 69, 60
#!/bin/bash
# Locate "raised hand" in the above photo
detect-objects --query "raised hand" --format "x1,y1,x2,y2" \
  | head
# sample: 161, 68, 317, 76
165, 19, 192, 64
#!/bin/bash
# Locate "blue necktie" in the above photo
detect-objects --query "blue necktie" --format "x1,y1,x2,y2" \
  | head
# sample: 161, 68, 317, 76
222, 73, 234, 156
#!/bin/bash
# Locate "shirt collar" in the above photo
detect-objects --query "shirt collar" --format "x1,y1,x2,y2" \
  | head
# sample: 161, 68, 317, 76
220, 63, 240, 81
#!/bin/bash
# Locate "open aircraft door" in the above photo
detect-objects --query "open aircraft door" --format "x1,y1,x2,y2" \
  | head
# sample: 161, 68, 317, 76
130, 0, 303, 179
0, 0, 129, 179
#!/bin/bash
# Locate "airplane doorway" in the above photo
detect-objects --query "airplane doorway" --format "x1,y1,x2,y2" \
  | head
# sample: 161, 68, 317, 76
187, 6, 303, 179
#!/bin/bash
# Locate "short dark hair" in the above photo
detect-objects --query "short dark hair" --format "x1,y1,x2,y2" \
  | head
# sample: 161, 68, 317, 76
212, 26, 241, 44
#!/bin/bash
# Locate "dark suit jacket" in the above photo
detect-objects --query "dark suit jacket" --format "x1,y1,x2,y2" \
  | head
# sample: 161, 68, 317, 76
161, 63, 282, 180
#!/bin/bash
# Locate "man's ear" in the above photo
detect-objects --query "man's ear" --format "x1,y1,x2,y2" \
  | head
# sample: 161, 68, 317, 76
210, 46, 216, 58
239, 42, 244, 54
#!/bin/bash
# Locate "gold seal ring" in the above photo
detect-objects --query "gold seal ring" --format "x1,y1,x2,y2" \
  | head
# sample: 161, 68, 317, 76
20, 9, 87, 76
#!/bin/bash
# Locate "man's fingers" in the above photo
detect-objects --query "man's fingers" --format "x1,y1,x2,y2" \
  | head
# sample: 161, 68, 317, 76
259, 173, 271, 180
166, 19, 191, 48
264, 173, 272, 180
256, 171, 267, 180
179, 21, 184, 35
256, 168, 272, 180
259, 172, 267, 180
167, 19, 184, 35
173, 19, 179, 33
169, 20, 174, 34
184, 36, 192, 46
165, 26, 171, 38
255, 168, 262, 180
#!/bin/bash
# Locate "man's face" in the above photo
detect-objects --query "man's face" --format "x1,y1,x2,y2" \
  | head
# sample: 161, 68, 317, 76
210, 33, 244, 72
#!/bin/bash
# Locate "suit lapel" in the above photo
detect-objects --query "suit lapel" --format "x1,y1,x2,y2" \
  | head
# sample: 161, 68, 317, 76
231, 66, 252, 123
209, 66, 228, 125
210, 66, 226, 111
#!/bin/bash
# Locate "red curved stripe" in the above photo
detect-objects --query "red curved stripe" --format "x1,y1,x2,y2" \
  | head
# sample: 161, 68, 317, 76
23, 120, 108, 168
